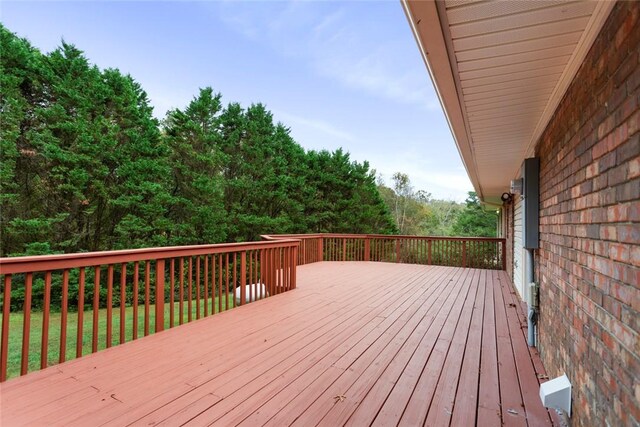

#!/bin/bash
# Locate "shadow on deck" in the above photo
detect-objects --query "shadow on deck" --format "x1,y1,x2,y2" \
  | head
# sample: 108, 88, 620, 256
1, 262, 557, 426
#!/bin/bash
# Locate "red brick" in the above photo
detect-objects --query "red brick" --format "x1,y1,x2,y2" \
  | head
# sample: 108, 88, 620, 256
610, 243, 631, 263
631, 246, 640, 267
608, 204, 630, 222
601, 225, 618, 240
629, 156, 640, 179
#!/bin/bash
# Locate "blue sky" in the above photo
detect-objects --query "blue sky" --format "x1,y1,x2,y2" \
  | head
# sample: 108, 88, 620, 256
2, 1, 472, 200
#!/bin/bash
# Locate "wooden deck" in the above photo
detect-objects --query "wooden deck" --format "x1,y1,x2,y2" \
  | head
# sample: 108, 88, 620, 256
0, 262, 556, 426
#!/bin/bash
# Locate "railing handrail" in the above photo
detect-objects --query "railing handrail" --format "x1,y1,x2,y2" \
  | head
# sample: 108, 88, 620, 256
0, 239, 300, 275
262, 233, 504, 242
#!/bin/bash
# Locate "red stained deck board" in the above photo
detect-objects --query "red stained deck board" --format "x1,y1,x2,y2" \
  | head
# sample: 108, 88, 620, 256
493, 269, 528, 426
369, 268, 472, 426
0, 262, 556, 427
396, 267, 479, 427
449, 269, 487, 427
477, 269, 502, 426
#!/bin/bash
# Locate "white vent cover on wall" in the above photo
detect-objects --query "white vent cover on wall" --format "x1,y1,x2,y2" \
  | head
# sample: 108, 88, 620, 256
540, 373, 572, 417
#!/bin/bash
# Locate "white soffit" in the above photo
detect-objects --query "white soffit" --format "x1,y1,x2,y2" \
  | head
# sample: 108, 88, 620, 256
402, 0, 615, 203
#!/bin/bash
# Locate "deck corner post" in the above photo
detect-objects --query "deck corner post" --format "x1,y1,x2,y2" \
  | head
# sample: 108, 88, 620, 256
395, 239, 400, 263
318, 237, 324, 262
428, 240, 432, 265
155, 259, 165, 333
240, 252, 247, 305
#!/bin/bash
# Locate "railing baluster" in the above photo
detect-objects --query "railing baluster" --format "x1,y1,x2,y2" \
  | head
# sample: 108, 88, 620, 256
211, 254, 216, 314
225, 253, 229, 311
204, 255, 208, 316
92, 267, 100, 353
106, 265, 113, 348
21, 273, 32, 375
254, 250, 259, 299
462, 241, 467, 268
287, 247, 291, 290
218, 254, 223, 312
41, 271, 52, 369
249, 251, 253, 302
1, 275, 12, 381
196, 256, 200, 319
275, 249, 280, 294
272, 248, 276, 294
120, 264, 126, 344
132, 262, 139, 340
343, 238, 346, 261
155, 259, 164, 333
59, 269, 69, 364
170, 259, 175, 328
240, 252, 246, 305
76, 268, 85, 358
232, 253, 237, 304
187, 257, 193, 322
144, 261, 150, 336
179, 258, 184, 324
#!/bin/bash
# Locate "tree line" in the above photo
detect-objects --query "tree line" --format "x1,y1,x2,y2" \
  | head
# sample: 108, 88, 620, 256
0, 25, 397, 257
377, 173, 497, 238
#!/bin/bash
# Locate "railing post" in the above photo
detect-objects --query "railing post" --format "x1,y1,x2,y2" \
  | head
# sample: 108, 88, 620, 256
318, 237, 324, 262
395, 239, 400, 263
364, 237, 370, 261
501, 239, 507, 270
428, 240, 432, 265
462, 241, 467, 268
155, 259, 165, 333
240, 252, 246, 305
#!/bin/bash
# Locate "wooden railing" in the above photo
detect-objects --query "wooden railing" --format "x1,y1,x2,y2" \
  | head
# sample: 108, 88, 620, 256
0, 240, 298, 382
0, 233, 504, 382
262, 233, 506, 270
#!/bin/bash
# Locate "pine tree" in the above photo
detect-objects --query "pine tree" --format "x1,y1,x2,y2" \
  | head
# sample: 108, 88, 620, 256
164, 87, 227, 244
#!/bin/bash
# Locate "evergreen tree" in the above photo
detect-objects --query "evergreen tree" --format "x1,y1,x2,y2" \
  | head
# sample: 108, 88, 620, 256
304, 149, 395, 234
1, 25, 170, 254
164, 87, 227, 244
218, 103, 307, 241
1, 24, 397, 257
451, 192, 497, 237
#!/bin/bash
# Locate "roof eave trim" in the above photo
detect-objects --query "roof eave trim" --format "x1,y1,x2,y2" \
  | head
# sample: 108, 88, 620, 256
400, 0, 483, 200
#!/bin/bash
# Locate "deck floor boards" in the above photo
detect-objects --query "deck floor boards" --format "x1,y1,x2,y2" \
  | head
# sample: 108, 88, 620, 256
0, 262, 556, 426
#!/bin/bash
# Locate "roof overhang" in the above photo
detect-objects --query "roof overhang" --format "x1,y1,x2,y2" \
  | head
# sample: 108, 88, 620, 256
402, 0, 614, 204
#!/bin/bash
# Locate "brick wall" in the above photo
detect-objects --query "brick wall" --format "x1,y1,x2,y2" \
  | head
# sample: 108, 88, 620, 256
534, 2, 639, 426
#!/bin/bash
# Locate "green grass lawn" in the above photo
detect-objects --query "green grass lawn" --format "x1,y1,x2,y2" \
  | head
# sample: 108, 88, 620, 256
1, 296, 235, 380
